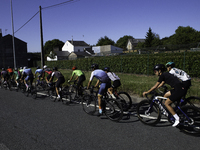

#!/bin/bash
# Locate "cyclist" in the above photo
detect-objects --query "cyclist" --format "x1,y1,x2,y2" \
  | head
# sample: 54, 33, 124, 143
21, 66, 34, 91
13, 68, 21, 86
68, 66, 86, 96
87, 64, 111, 115
43, 65, 53, 83
48, 67, 65, 99
1, 68, 9, 84
103, 67, 121, 99
34, 66, 45, 85
7, 66, 13, 80
143, 64, 187, 127
165, 62, 191, 97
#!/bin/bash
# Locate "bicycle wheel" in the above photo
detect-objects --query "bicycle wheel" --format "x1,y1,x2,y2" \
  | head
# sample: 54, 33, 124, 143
81, 95, 97, 115
184, 96, 200, 109
137, 100, 161, 126
31, 87, 37, 99
176, 105, 200, 136
61, 89, 72, 105
48, 89, 57, 101
103, 98, 123, 122
117, 92, 132, 111
68, 85, 78, 100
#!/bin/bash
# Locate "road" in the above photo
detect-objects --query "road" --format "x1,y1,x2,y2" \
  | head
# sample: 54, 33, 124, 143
0, 89, 199, 150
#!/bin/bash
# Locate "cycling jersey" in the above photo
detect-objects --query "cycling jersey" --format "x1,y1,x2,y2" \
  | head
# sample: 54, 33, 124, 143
107, 72, 120, 81
1, 71, 9, 78
35, 69, 44, 75
14, 71, 21, 80
89, 69, 110, 83
22, 68, 33, 76
52, 71, 64, 78
72, 70, 84, 77
7, 68, 13, 73
169, 68, 191, 81
44, 68, 53, 75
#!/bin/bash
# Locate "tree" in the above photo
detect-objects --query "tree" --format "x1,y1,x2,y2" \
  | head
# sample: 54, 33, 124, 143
96, 36, 115, 46
44, 39, 64, 55
115, 35, 134, 50
145, 27, 154, 47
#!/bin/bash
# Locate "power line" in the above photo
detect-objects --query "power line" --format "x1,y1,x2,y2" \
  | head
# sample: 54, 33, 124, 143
14, 11, 39, 34
14, 0, 80, 34
42, 0, 80, 10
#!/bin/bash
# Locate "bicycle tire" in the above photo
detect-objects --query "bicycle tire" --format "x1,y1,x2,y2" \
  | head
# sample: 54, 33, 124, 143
61, 89, 72, 105
176, 105, 200, 136
48, 89, 57, 102
137, 100, 161, 126
81, 94, 97, 115
184, 96, 200, 109
103, 98, 123, 122
68, 85, 78, 101
117, 92, 132, 111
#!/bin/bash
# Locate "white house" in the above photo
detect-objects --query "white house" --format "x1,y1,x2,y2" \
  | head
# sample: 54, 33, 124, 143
127, 38, 145, 50
62, 40, 91, 53
92, 45, 123, 55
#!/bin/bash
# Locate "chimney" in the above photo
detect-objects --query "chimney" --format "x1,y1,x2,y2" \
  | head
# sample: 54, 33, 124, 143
71, 36, 73, 45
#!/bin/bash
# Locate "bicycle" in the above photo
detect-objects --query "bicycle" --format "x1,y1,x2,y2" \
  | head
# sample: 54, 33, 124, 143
66, 80, 86, 104
106, 88, 132, 111
157, 85, 200, 109
35, 80, 47, 91
137, 91, 200, 135
24, 84, 37, 99
81, 86, 124, 122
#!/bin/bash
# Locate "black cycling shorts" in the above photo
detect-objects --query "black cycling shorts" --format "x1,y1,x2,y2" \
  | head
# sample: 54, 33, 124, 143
111, 80, 121, 89
169, 83, 187, 102
56, 77, 65, 88
77, 75, 86, 87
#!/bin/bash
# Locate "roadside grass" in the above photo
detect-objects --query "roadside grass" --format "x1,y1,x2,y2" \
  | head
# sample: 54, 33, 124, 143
32, 68, 200, 98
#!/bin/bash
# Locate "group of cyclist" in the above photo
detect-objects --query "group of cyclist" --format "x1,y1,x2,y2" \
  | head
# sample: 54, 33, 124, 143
1, 61, 191, 127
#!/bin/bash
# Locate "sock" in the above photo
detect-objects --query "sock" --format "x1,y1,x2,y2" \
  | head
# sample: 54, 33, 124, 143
99, 109, 102, 114
111, 94, 116, 99
173, 114, 179, 120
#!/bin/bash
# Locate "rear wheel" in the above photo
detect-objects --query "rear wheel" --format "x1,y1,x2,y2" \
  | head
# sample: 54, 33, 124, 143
137, 100, 161, 126
48, 89, 57, 102
82, 95, 97, 115
117, 92, 132, 111
68, 85, 78, 101
177, 105, 200, 135
184, 96, 200, 109
103, 98, 123, 122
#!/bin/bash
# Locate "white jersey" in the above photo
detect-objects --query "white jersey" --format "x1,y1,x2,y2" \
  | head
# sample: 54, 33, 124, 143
107, 72, 120, 81
169, 68, 191, 81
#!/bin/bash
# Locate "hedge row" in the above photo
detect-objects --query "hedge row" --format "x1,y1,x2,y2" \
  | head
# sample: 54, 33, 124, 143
45, 51, 200, 77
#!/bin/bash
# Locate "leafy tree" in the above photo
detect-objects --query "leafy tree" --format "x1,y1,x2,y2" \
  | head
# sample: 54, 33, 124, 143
96, 36, 115, 46
44, 39, 64, 55
115, 35, 133, 50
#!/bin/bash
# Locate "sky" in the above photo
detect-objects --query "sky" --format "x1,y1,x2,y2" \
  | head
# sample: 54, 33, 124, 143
0, 0, 200, 52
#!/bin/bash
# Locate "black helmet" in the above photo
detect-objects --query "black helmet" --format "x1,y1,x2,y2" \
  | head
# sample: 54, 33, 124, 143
103, 67, 110, 72
2, 68, 5, 71
53, 67, 58, 71
91, 64, 99, 70
166, 62, 175, 68
36, 66, 40, 69
153, 64, 166, 72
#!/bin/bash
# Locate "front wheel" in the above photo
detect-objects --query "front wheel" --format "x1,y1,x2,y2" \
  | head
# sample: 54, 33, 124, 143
137, 100, 161, 126
176, 105, 200, 135
184, 96, 200, 109
81, 95, 97, 115
103, 98, 123, 122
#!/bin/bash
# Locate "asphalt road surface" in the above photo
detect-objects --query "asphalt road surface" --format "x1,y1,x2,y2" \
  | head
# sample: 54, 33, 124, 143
0, 89, 199, 150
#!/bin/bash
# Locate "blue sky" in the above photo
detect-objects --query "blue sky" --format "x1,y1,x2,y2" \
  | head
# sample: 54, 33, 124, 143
1, 0, 199, 52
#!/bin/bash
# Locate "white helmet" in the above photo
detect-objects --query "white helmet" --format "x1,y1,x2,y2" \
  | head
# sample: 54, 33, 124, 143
43, 65, 47, 69
23, 66, 28, 70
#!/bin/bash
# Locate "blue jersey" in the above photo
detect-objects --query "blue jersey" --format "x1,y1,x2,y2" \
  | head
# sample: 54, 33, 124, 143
35, 69, 44, 75
23, 68, 33, 76
89, 69, 110, 83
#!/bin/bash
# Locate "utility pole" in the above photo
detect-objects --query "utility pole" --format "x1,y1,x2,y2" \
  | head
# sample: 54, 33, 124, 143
10, 0, 16, 68
39, 6, 45, 67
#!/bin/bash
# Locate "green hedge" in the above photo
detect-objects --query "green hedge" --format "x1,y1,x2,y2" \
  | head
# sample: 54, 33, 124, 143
45, 51, 200, 77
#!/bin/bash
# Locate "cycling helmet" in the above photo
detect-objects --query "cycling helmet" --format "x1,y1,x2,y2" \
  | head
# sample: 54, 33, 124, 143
103, 67, 110, 72
14, 68, 18, 71
91, 64, 99, 70
43, 65, 47, 69
53, 67, 58, 71
72, 66, 77, 70
153, 64, 166, 72
23, 66, 28, 70
20, 67, 23, 70
166, 62, 175, 68
8, 66, 10, 69
36, 66, 40, 69
2, 68, 5, 71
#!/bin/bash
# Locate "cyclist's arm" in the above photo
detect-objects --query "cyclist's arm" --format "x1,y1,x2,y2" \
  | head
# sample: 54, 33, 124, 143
94, 80, 100, 88
157, 81, 165, 89
143, 82, 160, 97
87, 80, 92, 89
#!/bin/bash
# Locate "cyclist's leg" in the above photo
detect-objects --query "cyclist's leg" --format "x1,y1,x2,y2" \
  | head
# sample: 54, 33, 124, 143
98, 83, 107, 114
77, 75, 85, 95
